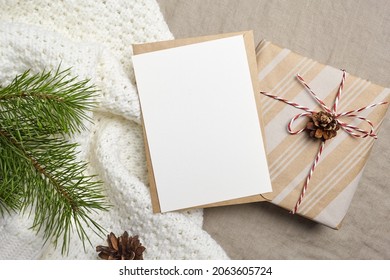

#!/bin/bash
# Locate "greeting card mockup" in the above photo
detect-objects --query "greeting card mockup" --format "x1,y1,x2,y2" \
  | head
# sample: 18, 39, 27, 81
132, 32, 272, 213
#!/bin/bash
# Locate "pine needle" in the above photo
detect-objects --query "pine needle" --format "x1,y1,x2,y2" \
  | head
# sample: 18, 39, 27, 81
0, 67, 109, 254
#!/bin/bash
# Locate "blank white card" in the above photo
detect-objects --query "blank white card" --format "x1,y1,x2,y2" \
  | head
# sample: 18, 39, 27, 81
132, 35, 272, 212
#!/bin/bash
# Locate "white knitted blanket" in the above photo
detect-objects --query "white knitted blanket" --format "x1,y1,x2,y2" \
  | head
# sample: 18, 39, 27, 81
0, 0, 228, 259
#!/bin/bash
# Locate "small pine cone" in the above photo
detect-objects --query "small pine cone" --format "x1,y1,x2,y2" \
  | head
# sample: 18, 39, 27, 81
96, 231, 145, 260
306, 111, 339, 141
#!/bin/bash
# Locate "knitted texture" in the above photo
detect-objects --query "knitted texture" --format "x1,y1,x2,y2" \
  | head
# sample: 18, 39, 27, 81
0, 0, 228, 259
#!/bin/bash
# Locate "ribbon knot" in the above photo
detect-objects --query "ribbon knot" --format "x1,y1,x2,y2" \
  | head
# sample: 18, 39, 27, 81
261, 69, 387, 214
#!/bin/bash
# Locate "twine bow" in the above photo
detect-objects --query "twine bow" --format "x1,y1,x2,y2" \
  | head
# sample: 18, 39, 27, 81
261, 70, 388, 214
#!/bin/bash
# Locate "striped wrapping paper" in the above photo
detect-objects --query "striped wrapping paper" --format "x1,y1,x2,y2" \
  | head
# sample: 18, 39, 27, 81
256, 41, 390, 229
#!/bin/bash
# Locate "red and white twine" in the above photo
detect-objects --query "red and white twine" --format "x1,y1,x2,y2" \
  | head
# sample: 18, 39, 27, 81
261, 69, 387, 214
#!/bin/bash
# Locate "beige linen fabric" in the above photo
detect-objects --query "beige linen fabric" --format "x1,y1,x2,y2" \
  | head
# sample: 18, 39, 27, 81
157, 0, 390, 259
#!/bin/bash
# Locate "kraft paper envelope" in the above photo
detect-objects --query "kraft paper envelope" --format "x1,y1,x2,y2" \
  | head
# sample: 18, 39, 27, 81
132, 31, 273, 213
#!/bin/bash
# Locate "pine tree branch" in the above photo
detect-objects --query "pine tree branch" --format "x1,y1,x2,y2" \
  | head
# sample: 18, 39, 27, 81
0, 67, 97, 135
0, 91, 65, 101
0, 141, 24, 215
0, 128, 78, 212
0, 67, 109, 254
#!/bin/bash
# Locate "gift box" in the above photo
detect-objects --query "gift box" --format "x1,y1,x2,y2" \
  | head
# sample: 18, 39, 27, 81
256, 41, 389, 229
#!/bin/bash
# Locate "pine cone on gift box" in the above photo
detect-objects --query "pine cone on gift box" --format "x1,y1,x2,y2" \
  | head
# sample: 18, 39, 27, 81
96, 231, 145, 260
306, 111, 340, 141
